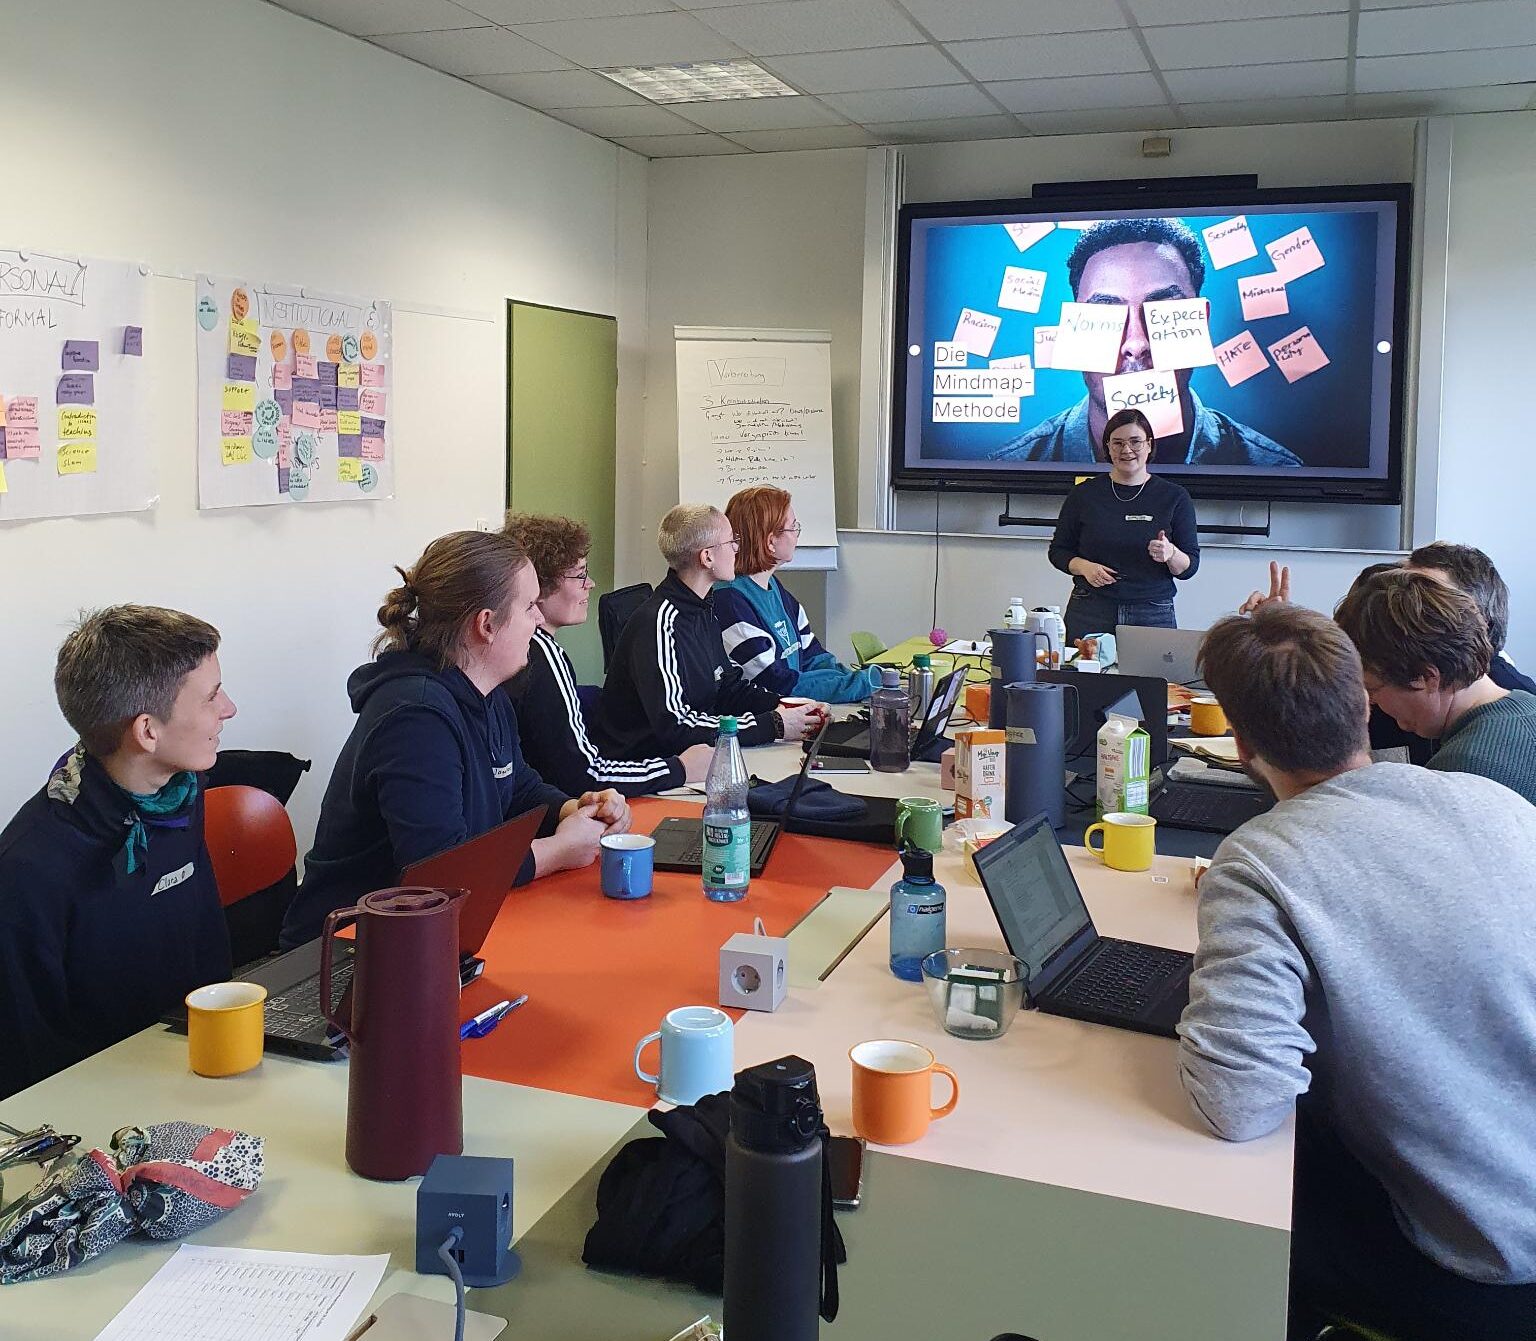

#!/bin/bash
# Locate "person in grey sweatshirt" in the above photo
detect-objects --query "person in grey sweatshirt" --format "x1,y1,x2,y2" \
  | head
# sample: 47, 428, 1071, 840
1179, 604, 1536, 1341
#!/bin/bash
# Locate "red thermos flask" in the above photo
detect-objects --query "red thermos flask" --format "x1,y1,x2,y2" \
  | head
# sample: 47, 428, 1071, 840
320, 887, 466, 1180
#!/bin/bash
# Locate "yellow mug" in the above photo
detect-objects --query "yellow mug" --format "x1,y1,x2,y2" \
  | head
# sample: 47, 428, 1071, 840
1189, 696, 1228, 736
1083, 812, 1156, 872
185, 981, 267, 1077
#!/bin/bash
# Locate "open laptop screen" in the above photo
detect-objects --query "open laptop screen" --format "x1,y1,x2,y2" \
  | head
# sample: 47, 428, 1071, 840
973, 814, 1094, 993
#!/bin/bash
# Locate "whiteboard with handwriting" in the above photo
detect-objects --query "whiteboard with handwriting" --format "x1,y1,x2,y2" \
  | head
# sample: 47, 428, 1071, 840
674, 327, 836, 549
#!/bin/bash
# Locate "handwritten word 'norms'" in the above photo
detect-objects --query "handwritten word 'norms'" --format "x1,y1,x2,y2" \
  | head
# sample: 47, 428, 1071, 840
0, 253, 87, 307
706, 357, 788, 388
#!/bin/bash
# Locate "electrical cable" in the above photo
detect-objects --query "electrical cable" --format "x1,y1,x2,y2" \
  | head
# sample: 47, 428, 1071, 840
437, 1228, 466, 1341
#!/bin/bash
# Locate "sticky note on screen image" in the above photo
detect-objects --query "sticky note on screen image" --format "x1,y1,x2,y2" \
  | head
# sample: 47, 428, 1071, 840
1213, 330, 1269, 387
1003, 221, 1054, 253
997, 266, 1047, 315
1267, 326, 1330, 383
1101, 370, 1184, 439
951, 308, 1002, 359
1034, 326, 1057, 369
1202, 216, 1258, 271
1238, 273, 1288, 322
1145, 298, 1216, 371
1051, 303, 1126, 374
1266, 226, 1325, 283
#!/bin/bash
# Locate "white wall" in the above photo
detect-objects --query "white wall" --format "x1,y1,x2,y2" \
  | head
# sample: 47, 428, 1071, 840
0, 0, 646, 849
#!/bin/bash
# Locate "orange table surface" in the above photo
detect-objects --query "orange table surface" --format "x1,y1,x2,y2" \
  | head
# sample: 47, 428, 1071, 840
457, 798, 898, 1107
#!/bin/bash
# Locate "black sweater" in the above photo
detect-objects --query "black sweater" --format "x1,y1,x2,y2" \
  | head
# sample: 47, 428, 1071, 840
1049, 473, 1200, 603
506, 627, 684, 797
594, 571, 781, 759
0, 751, 231, 1099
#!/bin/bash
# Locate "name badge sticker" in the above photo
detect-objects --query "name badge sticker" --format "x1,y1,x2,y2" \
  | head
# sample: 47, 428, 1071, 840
152, 862, 195, 895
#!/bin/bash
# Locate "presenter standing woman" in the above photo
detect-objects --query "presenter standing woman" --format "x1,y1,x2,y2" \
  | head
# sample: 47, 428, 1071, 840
1049, 409, 1200, 643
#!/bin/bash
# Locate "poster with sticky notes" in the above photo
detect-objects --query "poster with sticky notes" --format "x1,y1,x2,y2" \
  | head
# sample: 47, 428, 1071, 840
196, 275, 393, 508
0, 247, 151, 521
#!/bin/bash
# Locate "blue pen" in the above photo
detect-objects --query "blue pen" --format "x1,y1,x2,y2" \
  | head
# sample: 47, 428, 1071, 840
460, 995, 528, 1040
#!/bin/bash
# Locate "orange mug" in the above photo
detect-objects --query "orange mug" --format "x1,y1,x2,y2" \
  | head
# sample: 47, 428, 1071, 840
849, 1039, 959, 1145
1189, 696, 1228, 736
965, 683, 990, 724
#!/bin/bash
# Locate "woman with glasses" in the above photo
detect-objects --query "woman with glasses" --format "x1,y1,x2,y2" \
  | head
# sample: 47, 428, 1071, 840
501, 514, 714, 796
715, 486, 877, 703
1048, 409, 1200, 644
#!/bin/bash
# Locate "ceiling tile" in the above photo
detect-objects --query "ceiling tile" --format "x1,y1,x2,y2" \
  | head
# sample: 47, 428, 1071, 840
764, 44, 962, 93
821, 83, 1000, 121
1129, 0, 1344, 22
1351, 83, 1536, 114
946, 29, 1149, 82
1355, 45, 1536, 90
369, 26, 572, 74
469, 69, 648, 105
546, 104, 703, 135
1358, 0, 1536, 55
1018, 105, 1179, 134
1165, 59, 1347, 102
1180, 95, 1349, 126
1145, 14, 1350, 69
510, 12, 743, 65
864, 115, 1024, 143
898, 0, 1126, 42
724, 126, 880, 150
460, 0, 669, 21
673, 95, 848, 130
267, 0, 486, 36
987, 71, 1165, 113
690, 0, 925, 57
613, 133, 751, 155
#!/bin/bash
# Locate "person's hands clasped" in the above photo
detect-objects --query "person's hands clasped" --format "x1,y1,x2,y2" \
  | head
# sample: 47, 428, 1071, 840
1069, 557, 1118, 589
538, 806, 606, 874
577, 788, 630, 834
679, 743, 713, 784
1239, 561, 1291, 615
777, 702, 826, 741
1147, 530, 1177, 564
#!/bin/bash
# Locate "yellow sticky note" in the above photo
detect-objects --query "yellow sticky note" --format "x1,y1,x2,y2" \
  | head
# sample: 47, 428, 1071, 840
223, 382, 255, 412
337, 363, 360, 388
228, 318, 261, 357
58, 407, 97, 440
57, 440, 97, 475
337, 457, 362, 482
336, 410, 362, 436
222, 437, 254, 465
0, 458, 7, 493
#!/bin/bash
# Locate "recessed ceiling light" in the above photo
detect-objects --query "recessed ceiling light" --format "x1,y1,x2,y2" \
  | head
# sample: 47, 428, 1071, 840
598, 60, 798, 104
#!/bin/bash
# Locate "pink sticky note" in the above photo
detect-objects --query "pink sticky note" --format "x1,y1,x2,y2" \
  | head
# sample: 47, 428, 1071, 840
952, 308, 1001, 359
294, 353, 317, 379
1034, 326, 1057, 370
221, 409, 254, 437
271, 361, 293, 390
1267, 326, 1330, 383
1213, 330, 1269, 387
292, 400, 322, 430
1102, 369, 1184, 439
320, 408, 339, 433
361, 435, 386, 461
358, 388, 387, 416
1202, 216, 1258, 271
1266, 226, 1325, 282
7, 425, 40, 458
1239, 273, 1289, 322
1003, 221, 1054, 253
359, 363, 385, 388
6, 396, 38, 430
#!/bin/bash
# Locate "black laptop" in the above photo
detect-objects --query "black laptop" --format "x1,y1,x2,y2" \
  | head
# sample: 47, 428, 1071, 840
973, 812, 1193, 1038
166, 806, 546, 1061
1037, 669, 1170, 775
818, 667, 963, 763
651, 726, 823, 875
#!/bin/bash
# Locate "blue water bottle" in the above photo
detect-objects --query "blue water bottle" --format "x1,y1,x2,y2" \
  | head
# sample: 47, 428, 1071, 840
889, 843, 946, 981
703, 717, 751, 903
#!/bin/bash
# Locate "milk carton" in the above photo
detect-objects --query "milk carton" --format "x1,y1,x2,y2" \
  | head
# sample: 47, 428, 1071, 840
1096, 714, 1150, 818
954, 728, 1006, 821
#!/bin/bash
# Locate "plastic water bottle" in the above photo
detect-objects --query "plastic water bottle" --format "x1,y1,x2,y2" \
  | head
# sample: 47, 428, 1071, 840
703, 716, 751, 903
869, 668, 911, 773
889, 844, 947, 981
1004, 596, 1028, 630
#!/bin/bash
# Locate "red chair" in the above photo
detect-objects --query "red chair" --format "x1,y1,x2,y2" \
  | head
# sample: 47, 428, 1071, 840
204, 785, 299, 967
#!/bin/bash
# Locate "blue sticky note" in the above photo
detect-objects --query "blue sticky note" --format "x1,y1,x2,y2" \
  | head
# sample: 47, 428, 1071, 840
319, 383, 338, 410
0, 427, 7, 459
56, 374, 95, 405
123, 326, 143, 356
277, 465, 291, 494
361, 416, 386, 437
274, 388, 294, 416
317, 361, 339, 386
338, 433, 362, 458
227, 353, 257, 382
336, 386, 359, 412
61, 340, 100, 371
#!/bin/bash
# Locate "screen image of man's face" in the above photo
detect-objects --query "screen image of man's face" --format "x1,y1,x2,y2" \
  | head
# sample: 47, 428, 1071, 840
1076, 240, 1200, 415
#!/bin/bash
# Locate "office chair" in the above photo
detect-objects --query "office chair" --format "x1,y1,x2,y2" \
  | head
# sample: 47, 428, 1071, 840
599, 582, 653, 671
849, 631, 886, 667
204, 785, 300, 969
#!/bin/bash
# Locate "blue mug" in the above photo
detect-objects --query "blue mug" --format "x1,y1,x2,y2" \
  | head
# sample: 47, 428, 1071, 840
634, 1005, 735, 1106
601, 833, 654, 900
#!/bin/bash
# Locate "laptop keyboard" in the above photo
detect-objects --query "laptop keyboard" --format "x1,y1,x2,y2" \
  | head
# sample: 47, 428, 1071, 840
673, 821, 778, 866
1052, 940, 1188, 1015
265, 954, 354, 1040
1149, 782, 1271, 833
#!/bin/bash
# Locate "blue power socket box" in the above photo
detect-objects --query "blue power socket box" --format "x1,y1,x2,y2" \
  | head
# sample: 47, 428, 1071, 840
415, 1154, 520, 1287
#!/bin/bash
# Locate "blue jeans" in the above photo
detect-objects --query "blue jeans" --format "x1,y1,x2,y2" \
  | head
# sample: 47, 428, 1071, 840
1063, 591, 1176, 644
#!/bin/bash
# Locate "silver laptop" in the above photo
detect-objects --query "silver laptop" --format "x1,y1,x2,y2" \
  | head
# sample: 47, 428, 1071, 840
1115, 625, 1207, 687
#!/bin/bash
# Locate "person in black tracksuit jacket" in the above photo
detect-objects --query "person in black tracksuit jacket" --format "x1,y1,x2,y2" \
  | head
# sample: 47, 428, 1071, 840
593, 504, 826, 761
0, 606, 236, 1099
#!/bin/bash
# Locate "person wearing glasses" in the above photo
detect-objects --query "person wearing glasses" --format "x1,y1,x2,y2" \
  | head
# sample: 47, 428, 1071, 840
714, 486, 876, 703
501, 513, 714, 796
1048, 408, 1201, 643
594, 503, 826, 760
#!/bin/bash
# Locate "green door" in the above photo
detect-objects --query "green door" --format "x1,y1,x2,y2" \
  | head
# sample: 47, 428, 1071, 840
507, 302, 617, 684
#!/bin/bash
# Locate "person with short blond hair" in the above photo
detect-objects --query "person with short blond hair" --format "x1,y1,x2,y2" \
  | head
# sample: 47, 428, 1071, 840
1178, 604, 1536, 1340
714, 487, 875, 703
0, 605, 237, 1098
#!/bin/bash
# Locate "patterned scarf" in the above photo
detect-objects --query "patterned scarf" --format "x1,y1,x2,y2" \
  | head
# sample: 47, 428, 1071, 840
47, 744, 199, 875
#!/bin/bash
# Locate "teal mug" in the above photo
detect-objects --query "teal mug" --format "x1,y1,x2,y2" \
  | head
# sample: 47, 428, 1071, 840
895, 796, 943, 853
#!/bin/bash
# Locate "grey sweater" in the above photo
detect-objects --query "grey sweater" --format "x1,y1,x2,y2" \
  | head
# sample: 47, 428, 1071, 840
1429, 688, 1536, 805
1177, 763, 1536, 1284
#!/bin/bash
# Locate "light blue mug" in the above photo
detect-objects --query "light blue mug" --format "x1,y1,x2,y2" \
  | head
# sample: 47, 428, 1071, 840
633, 1005, 735, 1106
601, 833, 654, 899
